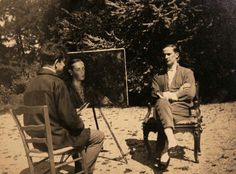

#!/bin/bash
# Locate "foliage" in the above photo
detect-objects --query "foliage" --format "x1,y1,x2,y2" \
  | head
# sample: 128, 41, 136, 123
0, 0, 235, 105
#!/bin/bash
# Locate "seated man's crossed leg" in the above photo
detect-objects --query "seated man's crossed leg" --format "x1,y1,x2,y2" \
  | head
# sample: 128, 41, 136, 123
154, 99, 189, 168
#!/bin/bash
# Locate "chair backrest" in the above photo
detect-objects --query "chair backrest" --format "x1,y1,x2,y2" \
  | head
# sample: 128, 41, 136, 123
193, 82, 201, 109
195, 82, 200, 101
9, 105, 54, 156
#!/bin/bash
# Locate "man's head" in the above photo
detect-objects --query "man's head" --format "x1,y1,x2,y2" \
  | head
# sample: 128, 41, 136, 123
162, 44, 180, 68
40, 42, 66, 73
68, 59, 85, 81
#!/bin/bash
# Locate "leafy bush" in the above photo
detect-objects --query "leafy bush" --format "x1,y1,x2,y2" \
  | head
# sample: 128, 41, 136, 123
0, 61, 40, 104
0, 0, 235, 105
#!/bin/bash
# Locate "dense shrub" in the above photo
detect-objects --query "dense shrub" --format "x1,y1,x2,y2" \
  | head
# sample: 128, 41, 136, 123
0, 0, 235, 105
0, 61, 40, 104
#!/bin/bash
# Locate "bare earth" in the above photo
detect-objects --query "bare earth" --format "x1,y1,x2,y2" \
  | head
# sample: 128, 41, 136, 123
0, 102, 236, 174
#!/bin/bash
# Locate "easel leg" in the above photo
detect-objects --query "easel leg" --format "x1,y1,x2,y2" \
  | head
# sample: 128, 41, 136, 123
92, 107, 99, 130
98, 108, 128, 164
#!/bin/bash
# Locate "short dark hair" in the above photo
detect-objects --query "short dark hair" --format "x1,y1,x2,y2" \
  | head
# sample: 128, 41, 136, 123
163, 43, 180, 53
40, 42, 66, 66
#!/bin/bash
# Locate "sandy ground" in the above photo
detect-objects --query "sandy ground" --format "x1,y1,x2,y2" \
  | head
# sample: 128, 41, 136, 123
0, 102, 236, 174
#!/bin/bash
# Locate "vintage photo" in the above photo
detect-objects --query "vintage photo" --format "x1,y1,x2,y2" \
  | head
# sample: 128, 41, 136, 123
0, 0, 235, 174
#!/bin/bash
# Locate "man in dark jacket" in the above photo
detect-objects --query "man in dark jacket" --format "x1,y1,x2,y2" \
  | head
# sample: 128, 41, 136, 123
23, 42, 104, 173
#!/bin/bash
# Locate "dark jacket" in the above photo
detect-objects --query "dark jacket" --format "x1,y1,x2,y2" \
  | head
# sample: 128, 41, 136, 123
23, 68, 90, 151
66, 82, 91, 108
66, 81, 107, 108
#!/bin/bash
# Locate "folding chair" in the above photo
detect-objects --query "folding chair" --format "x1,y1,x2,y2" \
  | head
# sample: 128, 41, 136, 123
142, 83, 203, 163
10, 105, 88, 174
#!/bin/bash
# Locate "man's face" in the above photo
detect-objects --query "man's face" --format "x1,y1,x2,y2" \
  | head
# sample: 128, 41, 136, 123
55, 59, 65, 73
71, 61, 85, 81
163, 46, 179, 67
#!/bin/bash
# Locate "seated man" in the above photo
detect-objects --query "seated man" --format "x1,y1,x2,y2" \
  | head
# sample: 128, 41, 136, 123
152, 44, 196, 170
23, 42, 105, 174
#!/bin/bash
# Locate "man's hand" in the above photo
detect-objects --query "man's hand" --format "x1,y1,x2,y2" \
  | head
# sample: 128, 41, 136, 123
156, 92, 164, 99
163, 91, 178, 101
101, 96, 113, 105
179, 83, 191, 91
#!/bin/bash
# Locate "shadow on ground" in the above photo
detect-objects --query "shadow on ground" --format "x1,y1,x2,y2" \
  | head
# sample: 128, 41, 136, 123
125, 138, 165, 174
19, 161, 75, 174
125, 138, 197, 174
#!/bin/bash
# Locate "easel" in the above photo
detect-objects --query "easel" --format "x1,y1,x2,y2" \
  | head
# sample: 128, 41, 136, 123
91, 106, 128, 164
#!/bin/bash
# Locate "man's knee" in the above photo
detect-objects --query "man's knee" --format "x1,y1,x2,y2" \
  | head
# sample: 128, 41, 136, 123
154, 99, 174, 128
98, 130, 105, 142
155, 98, 170, 110
90, 129, 105, 143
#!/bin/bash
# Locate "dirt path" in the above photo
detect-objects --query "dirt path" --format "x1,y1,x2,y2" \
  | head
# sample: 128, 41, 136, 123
0, 102, 236, 174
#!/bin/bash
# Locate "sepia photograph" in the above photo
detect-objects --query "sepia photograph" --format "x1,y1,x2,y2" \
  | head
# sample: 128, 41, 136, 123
0, 0, 235, 174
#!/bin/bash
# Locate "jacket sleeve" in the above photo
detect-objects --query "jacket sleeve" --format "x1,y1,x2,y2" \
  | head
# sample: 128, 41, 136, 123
151, 74, 163, 98
176, 69, 196, 101
56, 82, 85, 135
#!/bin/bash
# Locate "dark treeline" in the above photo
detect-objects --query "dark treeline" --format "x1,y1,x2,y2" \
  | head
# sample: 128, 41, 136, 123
0, 0, 235, 105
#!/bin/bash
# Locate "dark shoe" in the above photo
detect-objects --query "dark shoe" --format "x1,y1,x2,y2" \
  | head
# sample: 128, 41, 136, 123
154, 157, 170, 171
168, 145, 185, 158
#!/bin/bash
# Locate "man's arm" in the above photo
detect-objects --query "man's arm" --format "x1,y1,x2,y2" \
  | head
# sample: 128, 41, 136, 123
176, 69, 196, 101
56, 82, 85, 135
151, 75, 163, 99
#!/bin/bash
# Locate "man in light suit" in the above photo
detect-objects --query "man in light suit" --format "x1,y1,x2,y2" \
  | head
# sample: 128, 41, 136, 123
152, 44, 196, 170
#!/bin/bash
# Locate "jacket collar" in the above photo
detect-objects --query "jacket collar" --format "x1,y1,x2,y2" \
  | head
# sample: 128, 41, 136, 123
42, 66, 56, 73
38, 67, 60, 78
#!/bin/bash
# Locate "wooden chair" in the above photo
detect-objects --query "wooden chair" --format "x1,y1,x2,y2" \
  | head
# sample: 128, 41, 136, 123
9, 105, 88, 174
142, 83, 203, 163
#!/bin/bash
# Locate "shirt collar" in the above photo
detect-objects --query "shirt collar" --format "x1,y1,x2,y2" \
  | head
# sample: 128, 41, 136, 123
168, 63, 178, 72
42, 66, 56, 73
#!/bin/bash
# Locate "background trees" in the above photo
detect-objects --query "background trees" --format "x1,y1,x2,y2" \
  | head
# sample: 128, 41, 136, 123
0, 0, 235, 105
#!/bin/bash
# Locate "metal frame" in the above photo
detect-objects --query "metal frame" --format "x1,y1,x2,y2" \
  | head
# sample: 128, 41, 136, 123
67, 48, 129, 106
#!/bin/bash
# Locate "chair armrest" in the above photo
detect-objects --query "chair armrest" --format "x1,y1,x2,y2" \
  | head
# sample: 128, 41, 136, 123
190, 100, 203, 123
193, 100, 200, 108
143, 102, 152, 124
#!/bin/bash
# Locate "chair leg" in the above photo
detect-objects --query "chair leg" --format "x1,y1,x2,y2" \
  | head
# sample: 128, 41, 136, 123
198, 128, 202, 154
198, 133, 201, 154
48, 153, 56, 174
59, 154, 66, 163
143, 127, 152, 159
26, 156, 35, 174
193, 130, 200, 163
156, 131, 166, 159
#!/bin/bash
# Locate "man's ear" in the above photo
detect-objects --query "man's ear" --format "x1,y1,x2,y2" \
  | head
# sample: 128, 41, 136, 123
68, 69, 73, 76
176, 52, 179, 57
54, 59, 59, 69
176, 52, 180, 61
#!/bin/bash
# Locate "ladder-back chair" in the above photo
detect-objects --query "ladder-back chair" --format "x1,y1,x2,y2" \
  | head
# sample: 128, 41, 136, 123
10, 105, 88, 174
